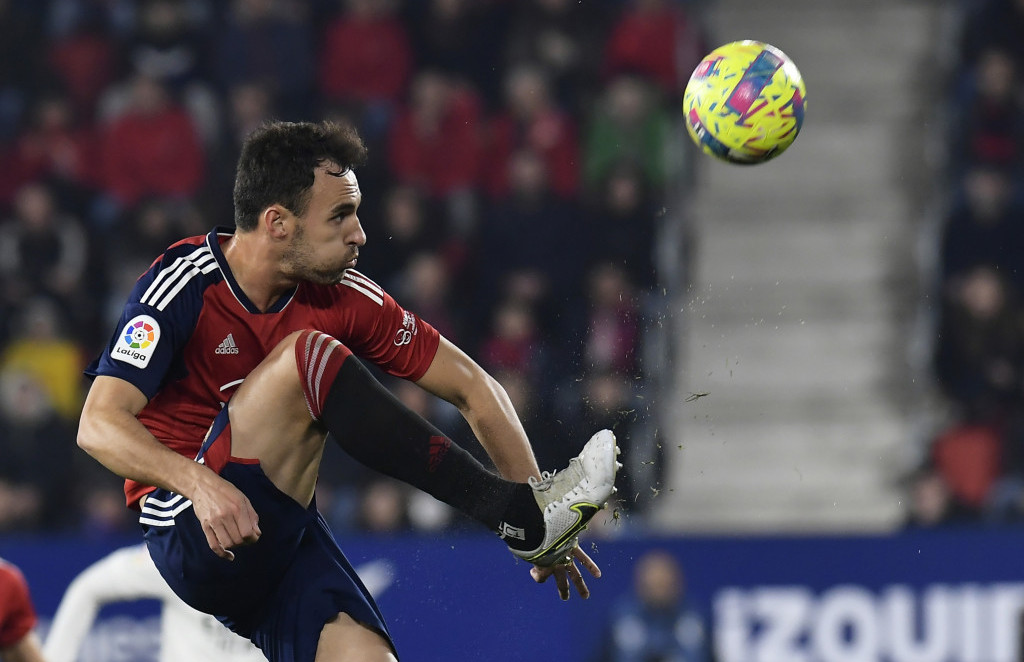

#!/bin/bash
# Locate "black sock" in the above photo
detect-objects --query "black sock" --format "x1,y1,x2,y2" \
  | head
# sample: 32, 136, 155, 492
321, 356, 543, 550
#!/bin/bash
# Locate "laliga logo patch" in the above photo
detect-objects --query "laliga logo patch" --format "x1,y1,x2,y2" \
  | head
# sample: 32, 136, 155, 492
112, 315, 161, 368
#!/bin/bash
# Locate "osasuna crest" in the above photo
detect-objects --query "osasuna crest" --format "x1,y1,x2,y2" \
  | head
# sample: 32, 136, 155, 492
112, 315, 161, 368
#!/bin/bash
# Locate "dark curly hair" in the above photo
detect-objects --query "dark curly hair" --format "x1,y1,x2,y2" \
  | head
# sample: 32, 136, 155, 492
233, 120, 368, 231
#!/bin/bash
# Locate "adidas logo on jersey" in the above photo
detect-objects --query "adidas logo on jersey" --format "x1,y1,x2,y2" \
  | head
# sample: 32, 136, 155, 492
215, 333, 239, 355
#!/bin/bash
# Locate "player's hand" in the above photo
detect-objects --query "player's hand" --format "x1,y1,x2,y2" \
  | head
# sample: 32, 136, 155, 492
189, 471, 261, 561
530, 545, 601, 601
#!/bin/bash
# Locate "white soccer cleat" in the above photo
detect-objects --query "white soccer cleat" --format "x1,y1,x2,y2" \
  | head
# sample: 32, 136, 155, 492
510, 429, 620, 566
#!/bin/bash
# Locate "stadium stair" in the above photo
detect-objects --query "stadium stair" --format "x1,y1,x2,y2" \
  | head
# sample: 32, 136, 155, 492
651, 0, 943, 532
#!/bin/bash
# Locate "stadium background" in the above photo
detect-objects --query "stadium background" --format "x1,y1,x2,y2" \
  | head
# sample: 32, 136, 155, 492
1, 0, 1022, 660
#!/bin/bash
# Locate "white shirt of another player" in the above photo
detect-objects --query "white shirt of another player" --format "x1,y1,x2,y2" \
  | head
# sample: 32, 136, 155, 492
43, 544, 267, 662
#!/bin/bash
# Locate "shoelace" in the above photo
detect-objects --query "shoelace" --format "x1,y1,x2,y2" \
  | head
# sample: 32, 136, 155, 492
528, 470, 556, 491
528, 456, 585, 494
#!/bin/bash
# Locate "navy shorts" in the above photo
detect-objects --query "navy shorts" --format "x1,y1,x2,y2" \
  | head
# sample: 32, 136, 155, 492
141, 407, 395, 662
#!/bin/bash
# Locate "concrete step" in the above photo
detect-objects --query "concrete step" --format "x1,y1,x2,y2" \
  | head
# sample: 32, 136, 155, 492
655, 421, 908, 532
708, 4, 934, 123
655, 0, 937, 532
685, 285, 895, 324
671, 388, 906, 426
689, 127, 915, 219
683, 319, 893, 388
692, 236, 894, 290
650, 488, 905, 533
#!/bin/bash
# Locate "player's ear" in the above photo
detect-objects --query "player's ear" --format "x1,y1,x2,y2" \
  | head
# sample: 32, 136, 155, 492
263, 206, 290, 239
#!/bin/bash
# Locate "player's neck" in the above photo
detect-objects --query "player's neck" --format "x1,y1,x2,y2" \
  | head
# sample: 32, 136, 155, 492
222, 233, 297, 312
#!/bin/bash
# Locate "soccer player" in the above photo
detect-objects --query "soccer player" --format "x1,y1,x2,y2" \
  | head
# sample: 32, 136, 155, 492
0, 557, 46, 662
44, 544, 268, 662
44, 543, 396, 662
77, 120, 619, 662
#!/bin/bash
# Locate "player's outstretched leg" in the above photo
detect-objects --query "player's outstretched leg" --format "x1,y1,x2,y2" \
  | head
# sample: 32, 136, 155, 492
292, 329, 620, 562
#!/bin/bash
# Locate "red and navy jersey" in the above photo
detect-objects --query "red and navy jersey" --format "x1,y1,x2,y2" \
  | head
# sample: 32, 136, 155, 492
87, 227, 440, 508
0, 558, 37, 648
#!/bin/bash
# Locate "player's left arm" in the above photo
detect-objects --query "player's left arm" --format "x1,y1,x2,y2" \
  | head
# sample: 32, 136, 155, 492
1, 631, 46, 662
415, 336, 540, 482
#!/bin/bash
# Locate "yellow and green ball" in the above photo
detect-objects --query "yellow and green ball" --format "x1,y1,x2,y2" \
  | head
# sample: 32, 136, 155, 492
683, 40, 807, 165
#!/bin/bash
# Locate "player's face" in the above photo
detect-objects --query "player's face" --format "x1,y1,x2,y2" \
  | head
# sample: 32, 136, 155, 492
282, 165, 365, 284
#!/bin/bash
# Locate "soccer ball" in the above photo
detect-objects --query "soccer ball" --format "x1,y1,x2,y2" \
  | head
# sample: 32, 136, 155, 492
683, 40, 806, 165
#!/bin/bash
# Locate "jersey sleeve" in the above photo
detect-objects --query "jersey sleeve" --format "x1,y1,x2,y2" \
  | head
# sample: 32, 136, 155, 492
337, 271, 441, 380
85, 255, 202, 399
0, 563, 37, 648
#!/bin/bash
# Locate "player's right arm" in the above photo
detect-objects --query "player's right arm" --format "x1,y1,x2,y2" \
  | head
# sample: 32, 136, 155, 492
78, 377, 260, 559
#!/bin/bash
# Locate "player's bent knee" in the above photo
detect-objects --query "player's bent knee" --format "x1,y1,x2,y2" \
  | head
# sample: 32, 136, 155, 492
316, 613, 396, 662
292, 330, 353, 421
231, 330, 339, 419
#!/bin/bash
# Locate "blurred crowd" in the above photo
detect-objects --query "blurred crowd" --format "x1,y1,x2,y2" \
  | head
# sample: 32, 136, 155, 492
0, 0, 705, 536
909, 0, 1024, 528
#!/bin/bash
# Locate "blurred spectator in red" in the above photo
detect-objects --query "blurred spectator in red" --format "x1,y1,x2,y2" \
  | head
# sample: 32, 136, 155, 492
581, 262, 642, 378
584, 74, 675, 193
388, 70, 484, 200
404, 0, 507, 107
318, 0, 411, 137
0, 183, 91, 331
504, 0, 610, 114
949, 48, 1024, 175
930, 421, 1003, 514
216, 0, 315, 120
586, 165, 660, 289
10, 93, 99, 207
934, 265, 1024, 419
46, 10, 116, 122
485, 64, 579, 198
97, 73, 205, 213
603, 0, 705, 96
479, 298, 547, 378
